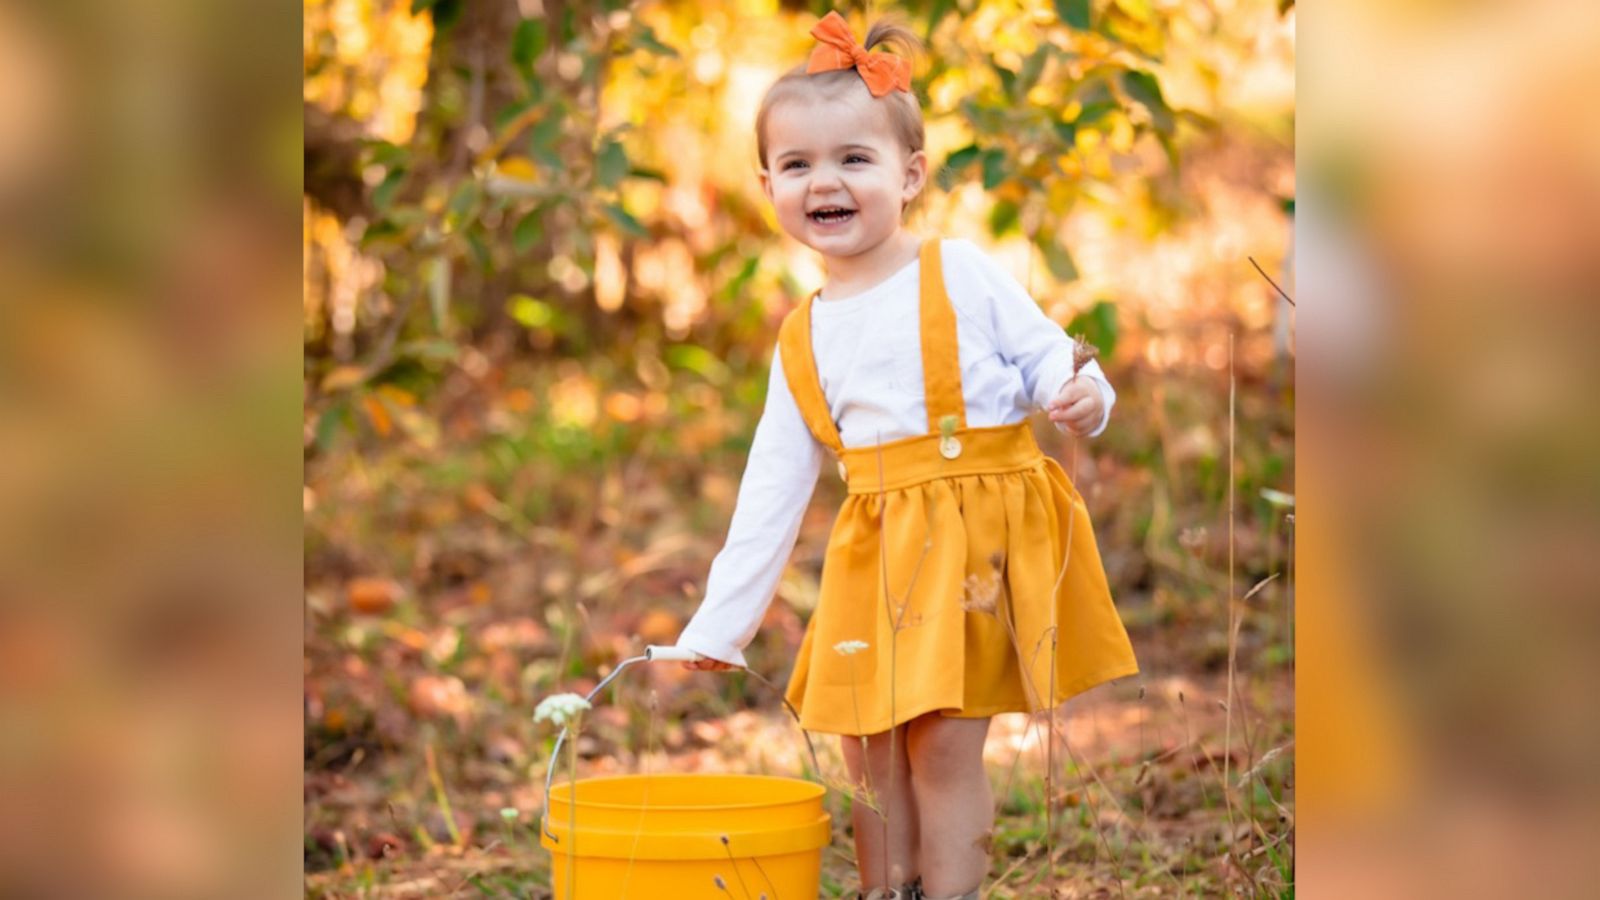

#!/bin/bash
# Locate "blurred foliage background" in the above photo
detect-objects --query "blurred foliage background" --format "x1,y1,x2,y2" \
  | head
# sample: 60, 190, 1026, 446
304, 0, 1294, 894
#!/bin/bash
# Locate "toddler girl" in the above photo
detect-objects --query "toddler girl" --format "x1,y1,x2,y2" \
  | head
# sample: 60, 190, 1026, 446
674, 12, 1139, 899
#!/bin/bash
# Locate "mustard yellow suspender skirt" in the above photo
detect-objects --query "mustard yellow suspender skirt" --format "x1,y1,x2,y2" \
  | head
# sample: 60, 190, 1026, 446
778, 239, 1139, 736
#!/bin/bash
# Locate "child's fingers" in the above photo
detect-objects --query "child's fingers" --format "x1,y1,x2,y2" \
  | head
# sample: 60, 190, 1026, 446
1049, 395, 1095, 421
1048, 379, 1094, 412
1049, 398, 1100, 434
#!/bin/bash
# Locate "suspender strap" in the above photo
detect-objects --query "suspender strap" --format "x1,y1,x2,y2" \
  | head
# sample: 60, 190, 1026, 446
777, 292, 845, 454
918, 239, 967, 434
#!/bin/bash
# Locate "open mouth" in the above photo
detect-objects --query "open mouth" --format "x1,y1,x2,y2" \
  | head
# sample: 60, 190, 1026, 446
808, 207, 856, 224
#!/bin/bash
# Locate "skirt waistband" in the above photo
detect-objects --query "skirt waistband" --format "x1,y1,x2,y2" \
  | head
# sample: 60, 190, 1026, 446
837, 421, 1046, 494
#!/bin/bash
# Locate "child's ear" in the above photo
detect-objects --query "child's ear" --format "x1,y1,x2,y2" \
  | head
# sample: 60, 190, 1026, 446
758, 169, 773, 203
901, 150, 928, 204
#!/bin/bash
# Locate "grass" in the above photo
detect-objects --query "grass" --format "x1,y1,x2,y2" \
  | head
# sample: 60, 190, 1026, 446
305, 660, 1293, 898
305, 328, 1295, 898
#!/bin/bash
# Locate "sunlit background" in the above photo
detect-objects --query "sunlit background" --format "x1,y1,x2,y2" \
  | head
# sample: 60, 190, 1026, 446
302, 0, 1299, 895
0, 0, 1593, 895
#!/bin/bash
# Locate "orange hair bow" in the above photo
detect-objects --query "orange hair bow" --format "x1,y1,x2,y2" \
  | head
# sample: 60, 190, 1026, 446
805, 11, 912, 97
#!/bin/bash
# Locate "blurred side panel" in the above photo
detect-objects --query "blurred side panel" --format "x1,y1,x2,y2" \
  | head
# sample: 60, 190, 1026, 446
1299, 0, 1600, 895
0, 0, 302, 897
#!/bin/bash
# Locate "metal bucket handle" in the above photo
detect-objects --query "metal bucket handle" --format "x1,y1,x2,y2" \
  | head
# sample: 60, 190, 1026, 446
540, 645, 823, 845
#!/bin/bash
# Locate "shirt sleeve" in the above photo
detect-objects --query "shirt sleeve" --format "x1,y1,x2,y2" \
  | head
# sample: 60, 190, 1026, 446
673, 344, 825, 667
948, 239, 1117, 438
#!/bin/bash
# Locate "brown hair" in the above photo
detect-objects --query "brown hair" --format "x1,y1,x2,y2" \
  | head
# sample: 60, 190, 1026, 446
754, 17, 926, 171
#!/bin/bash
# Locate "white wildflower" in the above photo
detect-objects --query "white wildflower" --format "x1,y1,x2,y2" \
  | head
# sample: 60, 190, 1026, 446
533, 692, 592, 727
833, 640, 869, 656
499, 807, 519, 822
1260, 488, 1296, 508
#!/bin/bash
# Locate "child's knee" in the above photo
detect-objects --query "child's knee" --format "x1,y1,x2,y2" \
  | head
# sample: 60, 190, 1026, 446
839, 730, 897, 773
905, 715, 988, 781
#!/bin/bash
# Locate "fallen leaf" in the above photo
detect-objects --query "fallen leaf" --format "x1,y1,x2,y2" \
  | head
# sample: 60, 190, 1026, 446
637, 609, 681, 644
346, 577, 403, 615
408, 675, 472, 723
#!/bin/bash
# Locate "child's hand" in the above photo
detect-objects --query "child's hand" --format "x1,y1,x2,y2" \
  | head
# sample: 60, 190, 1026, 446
1045, 377, 1105, 436
681, 655, 739, 672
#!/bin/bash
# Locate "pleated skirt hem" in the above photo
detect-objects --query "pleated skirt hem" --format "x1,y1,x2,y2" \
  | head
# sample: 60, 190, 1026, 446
786, 661, 1142, 736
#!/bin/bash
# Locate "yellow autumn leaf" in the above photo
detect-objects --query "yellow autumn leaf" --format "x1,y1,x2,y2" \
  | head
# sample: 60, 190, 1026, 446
320, 365, 366, 392
496, 155, 538, 181
362, 393, 393, 436
1109, 116, 1136, 152
376, 384, 416, 407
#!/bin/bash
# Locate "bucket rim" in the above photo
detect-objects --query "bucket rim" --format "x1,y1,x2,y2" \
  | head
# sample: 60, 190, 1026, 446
544, 772, 826, 811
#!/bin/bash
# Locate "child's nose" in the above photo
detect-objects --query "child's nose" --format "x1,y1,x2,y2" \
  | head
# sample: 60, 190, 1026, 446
808, 163, 844, 189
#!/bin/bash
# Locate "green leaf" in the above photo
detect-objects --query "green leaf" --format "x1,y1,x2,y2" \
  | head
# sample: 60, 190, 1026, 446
1040, 238, 1079, 282
529, 109, 565, 168
513, 208, 544, 253
397, 338, 459, 364
1055, 0, 1091, 30
1017, 45, 1050, 95
361, 218, 404, 248
427, 0, 463, 31
1072, 77, 1119, 128
315, 401, 348, 452
363, 140, 408, 168
507, 294, 555, 329
632, 25, 679, 57
1052, 119, 1078, 146
925, 0, 955, 39
372, 168, 406, 212
424, 255, 451, 333
664, 344, 730, 383
1158, 131, 1179, 171
938, 144, 980, 190
988, 199, 1020, 237
446, 181, 479, 223
494, 98, 533, 131
602, 202, 649, 238
512, 19, 547, 71
1120, 69, 1174, 134
1076, 100, 1117, 127
410, 0, 441, 12
464, 224, 491, 273
993, 59, 1016, 96
1067, 300, 1119, 360
722, 255, 760, 300
980, 148, 1007, 190
596, 139, 628, 189
559, 6, 577, 45
944, 144, 980, 172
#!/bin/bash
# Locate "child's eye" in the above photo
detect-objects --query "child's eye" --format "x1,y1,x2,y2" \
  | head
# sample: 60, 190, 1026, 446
844, 154, 870, 164
782, 159, 807, 171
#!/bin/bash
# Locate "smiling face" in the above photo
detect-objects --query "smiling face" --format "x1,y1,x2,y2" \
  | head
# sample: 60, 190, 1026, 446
758, 84, 927, 264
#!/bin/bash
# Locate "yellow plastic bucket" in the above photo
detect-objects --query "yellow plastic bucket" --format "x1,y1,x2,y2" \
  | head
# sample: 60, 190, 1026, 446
540, 772, 830, 899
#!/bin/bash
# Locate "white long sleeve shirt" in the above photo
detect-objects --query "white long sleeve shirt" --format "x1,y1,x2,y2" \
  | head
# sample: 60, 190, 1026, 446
674, 238, 1116, 667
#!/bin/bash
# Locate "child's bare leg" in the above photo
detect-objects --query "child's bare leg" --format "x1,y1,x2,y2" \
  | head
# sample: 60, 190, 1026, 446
905, 712, 992, 898
839, 723, 919, 891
